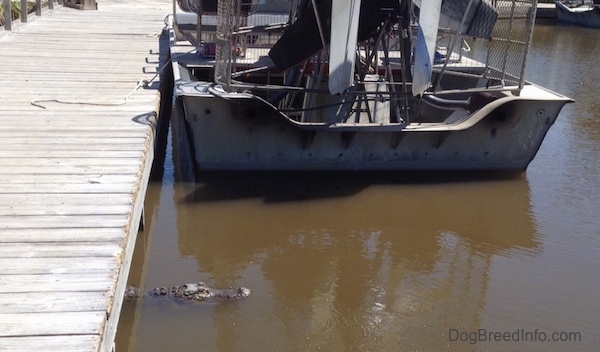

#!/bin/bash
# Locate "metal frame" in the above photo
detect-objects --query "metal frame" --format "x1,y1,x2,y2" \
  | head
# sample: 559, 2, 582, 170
206, 0, 537, 124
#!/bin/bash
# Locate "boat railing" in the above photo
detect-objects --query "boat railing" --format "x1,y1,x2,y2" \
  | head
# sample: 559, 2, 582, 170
1, 0, 63, 32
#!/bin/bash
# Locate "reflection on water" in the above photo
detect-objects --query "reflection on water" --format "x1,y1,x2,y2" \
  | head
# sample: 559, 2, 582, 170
172, 175, 539, 352
116, 21, 600, 352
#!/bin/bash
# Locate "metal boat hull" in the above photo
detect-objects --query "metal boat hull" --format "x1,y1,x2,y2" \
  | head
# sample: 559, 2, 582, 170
175, 84, 569, 171
556, 1, 600, 28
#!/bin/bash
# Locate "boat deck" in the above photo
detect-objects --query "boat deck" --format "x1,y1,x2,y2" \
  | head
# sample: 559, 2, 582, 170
0, 1, 169, 351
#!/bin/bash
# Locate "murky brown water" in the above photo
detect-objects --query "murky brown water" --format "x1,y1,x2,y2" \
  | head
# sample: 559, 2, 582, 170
116, 22, 600, 352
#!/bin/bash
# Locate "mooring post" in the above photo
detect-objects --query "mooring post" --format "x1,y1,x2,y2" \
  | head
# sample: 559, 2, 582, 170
3, 0, 11, 30
21, 0, 27, 22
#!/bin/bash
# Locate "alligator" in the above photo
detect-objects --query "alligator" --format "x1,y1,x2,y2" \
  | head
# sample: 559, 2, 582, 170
124, 282, 251, 302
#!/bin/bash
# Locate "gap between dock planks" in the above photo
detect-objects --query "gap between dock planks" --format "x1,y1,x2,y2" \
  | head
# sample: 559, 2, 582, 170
0, 0, 170, 350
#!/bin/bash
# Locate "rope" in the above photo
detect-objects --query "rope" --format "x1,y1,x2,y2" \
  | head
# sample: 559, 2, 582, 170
30, 78, 148, 110
30, 26, 176, 110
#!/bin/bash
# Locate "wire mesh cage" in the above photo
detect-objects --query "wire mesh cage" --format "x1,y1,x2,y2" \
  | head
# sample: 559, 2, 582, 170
214, 0, 295, 91
434, 0, 537, 92
484, 0, 536, 89
211, 0, 537, 123
214, 0, 536, 88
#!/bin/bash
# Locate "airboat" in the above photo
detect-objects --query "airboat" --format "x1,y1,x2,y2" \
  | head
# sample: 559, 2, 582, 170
168, 0, 572, 172
555, 0, 600, 28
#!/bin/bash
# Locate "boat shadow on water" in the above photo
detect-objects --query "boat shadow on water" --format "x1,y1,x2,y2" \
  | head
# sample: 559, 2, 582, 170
180, 169, 525, 203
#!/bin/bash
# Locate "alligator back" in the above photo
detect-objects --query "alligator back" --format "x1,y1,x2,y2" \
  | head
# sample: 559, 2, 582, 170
125, 282, 251, 302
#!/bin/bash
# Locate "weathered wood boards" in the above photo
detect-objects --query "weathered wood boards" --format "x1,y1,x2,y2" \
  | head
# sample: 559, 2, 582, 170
0, 0, 169, 350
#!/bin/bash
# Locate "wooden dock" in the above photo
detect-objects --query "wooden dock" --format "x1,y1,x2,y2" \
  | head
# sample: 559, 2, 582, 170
0, 0, 169, 351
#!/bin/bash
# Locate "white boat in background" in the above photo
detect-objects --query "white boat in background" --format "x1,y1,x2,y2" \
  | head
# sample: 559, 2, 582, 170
168, 0, 572, 173
555, 0, 600, 28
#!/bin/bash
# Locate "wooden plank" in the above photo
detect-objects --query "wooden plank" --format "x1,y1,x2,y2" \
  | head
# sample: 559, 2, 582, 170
0, 242, 122, 258
1, 33, 164, 42
2, 52, 160, 60
0, 257, 119, 275
0, 137, 148, 145
2, 86, 158, 94
0, 72, 152, 80
0, 104, 159, 113
0, 193, 133, 206
0, 68, 159, 77
0, 78, 157, 87
0, 143, 150, 152
0, 62, 159, 71
0, 194, 134, 215
0, 183, 136, 194
9, 22, 165, 31
5, 20, 165, 30
0, 165, 143, 174
0, 274, 114, 293
0, 44, 164, 52
0, 311, 106, 337
0, 109, 158, 123
0, 67, 159, 76
0, 33, 164, 42
0, 150, 144, 158
0, 228, 126, 243
0, 157, 143, 167
0, 45, 158, 55
0, 335, 100, 352
0, 81, 152, 89
0, 69, 160, 77
0, 204, 133, 216
0, 119, 154, 127
0, 130, 149, 137
0, 291, 110, 313
0, 173, 138, 184
0, 215, 130, 228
